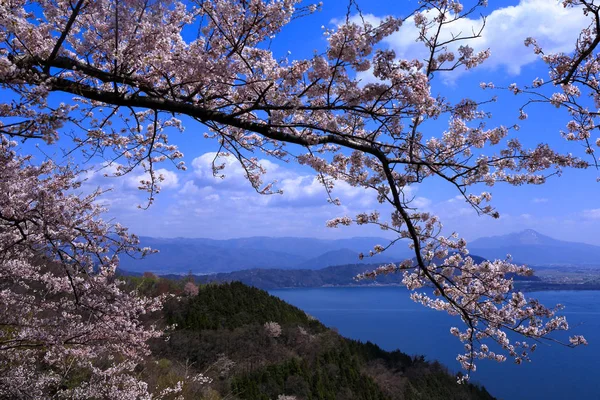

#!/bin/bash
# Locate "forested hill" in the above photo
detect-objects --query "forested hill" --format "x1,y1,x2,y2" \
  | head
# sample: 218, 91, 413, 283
182, 255, 540, 290
129, 276, 495, 399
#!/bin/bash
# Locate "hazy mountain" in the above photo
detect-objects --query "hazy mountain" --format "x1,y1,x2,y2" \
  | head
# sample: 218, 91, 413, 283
202, 236, 409, 259
470, 229, 560, 248
470, 229, 600, 266
294, 248, 396, 270
119, 237, 305, 274
117, 230, 600, 274
119, 236, 411, 274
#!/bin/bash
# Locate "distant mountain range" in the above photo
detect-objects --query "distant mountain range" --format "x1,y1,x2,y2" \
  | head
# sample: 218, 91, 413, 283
470, 229, 600, 266
119, 236, 407, 274
118, 229, 600, 275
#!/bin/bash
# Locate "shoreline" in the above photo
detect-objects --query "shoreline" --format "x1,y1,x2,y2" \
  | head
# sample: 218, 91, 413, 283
269, 282, 600, 292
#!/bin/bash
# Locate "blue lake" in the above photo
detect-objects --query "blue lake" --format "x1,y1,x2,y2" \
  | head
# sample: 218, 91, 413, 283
270, 287, 600, 400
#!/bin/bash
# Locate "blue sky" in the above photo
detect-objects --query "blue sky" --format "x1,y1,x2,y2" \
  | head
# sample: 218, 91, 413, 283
21, 0, 600, 245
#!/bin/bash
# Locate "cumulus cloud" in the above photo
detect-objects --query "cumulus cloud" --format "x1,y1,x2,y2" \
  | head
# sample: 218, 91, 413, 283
83, 163, 180, 192
191, 152, 286, 190
76, 162, 181, 217
111, 151, 439, 239
125, 168, 180, 190
347, 1, 589, 82
459, 0, 588, 74
127, 151, 417, 238
187, 152, 378, 208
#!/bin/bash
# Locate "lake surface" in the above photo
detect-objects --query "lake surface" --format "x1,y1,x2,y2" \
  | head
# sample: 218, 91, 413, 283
270, 287, 600, 400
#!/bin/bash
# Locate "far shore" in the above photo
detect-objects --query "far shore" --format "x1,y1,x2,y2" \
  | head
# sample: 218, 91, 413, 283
268, 282, 600, 292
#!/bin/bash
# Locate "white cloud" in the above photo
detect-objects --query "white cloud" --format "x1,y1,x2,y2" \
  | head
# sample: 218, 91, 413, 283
188, 152, 380, 208
83, 162, 180, 192
348, 1, 589, 81
330, 13, 382, 28
76, 163, 182, 222
279, 176, 323, 199
532, 197, 549, 203
177, 180, 205, 196
120, 151, 426, 238
412, 196, 432, 209
125, 168, 180, 190
464, 0, 588, 74
191, 152, 284, 179
446, 195, 465, 203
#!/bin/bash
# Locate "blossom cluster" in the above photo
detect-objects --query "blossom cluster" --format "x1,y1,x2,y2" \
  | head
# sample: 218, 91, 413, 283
264, 321, 283, 338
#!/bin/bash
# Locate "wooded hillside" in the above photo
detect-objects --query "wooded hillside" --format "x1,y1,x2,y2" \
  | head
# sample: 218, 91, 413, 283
127, 276, 495, 399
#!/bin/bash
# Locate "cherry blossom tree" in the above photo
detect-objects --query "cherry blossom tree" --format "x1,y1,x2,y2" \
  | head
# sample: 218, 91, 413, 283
183, 281, 199, 296
264, 321, 283, 338
0, 138, 178, 398
0, 0, 595, 384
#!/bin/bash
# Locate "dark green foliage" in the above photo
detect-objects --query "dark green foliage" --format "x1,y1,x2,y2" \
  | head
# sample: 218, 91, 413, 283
343, 339, 414, 370
406, 371, 493, 400
164, 281, 325, 331
231, 353, 388, 400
